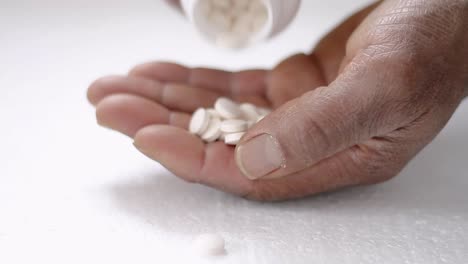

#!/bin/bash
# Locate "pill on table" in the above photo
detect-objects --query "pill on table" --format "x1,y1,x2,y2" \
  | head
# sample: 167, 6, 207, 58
201, 117, 222, 143
240, 103, 259, 121
224, 132, 245, 145
220, 119, 248, 133
189, 108, 211, 135
214, 97, 243, 119
192, 233, 226, 257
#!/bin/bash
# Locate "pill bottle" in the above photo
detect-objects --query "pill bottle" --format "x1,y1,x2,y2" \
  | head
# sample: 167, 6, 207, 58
180, 0, 301, 49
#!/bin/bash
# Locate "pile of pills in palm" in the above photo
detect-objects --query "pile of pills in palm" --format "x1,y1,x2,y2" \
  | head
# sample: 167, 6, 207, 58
189, 97, 271, 145
197, 0, 269, 49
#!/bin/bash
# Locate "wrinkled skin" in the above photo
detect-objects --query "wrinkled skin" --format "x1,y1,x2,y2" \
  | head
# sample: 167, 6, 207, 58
88, 0, 468, 201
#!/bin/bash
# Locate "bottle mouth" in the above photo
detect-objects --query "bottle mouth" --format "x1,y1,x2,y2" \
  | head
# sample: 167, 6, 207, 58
192, 0, 273, 49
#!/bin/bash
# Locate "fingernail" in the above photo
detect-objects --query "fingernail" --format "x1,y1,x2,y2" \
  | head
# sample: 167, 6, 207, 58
235, 134, 285, 180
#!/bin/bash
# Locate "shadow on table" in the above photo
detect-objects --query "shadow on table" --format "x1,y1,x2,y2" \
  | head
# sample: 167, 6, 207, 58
109, 124, 468, 236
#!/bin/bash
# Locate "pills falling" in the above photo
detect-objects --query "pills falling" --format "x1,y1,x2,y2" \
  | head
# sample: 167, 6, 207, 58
189, 97, 271, 145
197, 0, 269, 49
192, 233, 226, 257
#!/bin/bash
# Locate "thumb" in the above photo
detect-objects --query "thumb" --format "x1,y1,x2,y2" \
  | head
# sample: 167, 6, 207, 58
235, 57, 400, 180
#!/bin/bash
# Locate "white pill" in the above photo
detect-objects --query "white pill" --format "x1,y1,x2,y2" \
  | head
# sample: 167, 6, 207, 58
247, 120, 255, 128
214, 97, 243, 119
192, 233, 226, 257
224, 132, 245, 145
220, 119, 248, 133
190, 108, 211, 135
207, 108, 221, 119
219, 132, 226, 140
201, 117, 222, 143
240, 103, 259, 121
215, 32, 248, 49
231, 14, 253, 35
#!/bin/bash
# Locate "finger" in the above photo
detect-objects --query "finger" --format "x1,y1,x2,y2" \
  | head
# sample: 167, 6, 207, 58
133, 125, 253, 196
95, 94, 190, 137
265, 3, 380, 107
244, 133, 421, 201
130, 62, 267, 95
236, 50, 420, 181
312, 1, 381, 81
133, 125, 400, 201
243, 146, 370, 201
267, 53, 328, 107
88, 75, 221, 112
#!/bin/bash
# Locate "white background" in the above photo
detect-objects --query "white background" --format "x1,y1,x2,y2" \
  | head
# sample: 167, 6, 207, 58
1, 0, 467, 263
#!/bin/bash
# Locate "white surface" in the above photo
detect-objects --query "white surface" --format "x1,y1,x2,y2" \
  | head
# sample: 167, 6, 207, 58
0, 0, 467, 263
192, 233, 226, 256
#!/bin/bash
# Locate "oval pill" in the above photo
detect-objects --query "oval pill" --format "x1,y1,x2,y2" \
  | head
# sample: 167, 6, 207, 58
224, 132, 245, 145
207, 108, 221, 119
201, 117, 222, 143
214, 97, 243, 119
189, 108, 211, 135
240, 103, 259, 121
220, 119, 248, 133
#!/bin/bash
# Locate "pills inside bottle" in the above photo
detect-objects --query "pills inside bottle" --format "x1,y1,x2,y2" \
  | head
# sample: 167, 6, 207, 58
197, 0, 268, 49
181, 0, 301, 49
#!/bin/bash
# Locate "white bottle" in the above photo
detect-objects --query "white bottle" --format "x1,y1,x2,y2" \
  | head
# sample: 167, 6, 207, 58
180, 0, 301, 49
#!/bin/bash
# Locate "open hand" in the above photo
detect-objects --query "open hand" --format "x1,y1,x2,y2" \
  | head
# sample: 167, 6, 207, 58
88, 0, 467, 201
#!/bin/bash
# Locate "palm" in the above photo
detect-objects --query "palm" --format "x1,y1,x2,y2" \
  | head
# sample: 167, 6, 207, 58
88, 3, 377, 198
